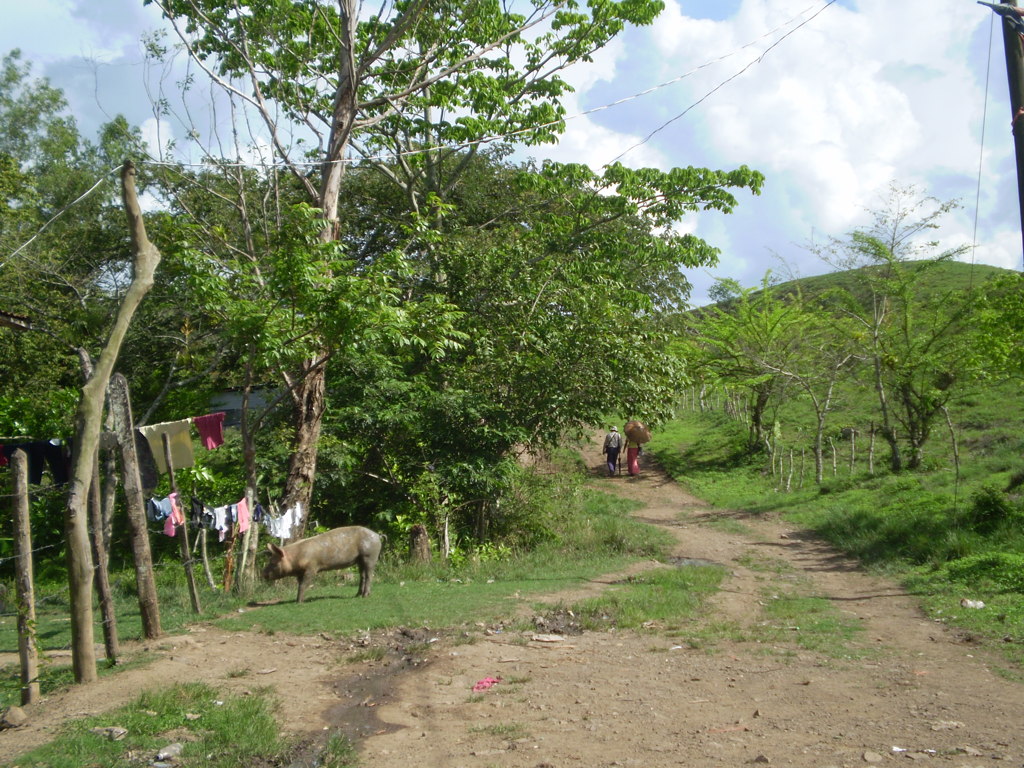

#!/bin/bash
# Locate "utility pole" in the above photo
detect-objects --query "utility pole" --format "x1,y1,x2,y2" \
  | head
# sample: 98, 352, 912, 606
980, 1, 1024, 265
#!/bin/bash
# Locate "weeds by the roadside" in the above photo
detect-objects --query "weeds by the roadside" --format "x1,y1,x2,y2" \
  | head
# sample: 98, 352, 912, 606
648, 409, 1024, 671
4, 683, 286, 768
567, 563, 726, 631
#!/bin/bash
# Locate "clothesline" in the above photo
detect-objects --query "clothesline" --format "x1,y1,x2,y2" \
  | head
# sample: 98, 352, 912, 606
0, 410, 227, 487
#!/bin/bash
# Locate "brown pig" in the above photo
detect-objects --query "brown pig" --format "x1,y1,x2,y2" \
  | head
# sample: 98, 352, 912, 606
262, 526, 382, 603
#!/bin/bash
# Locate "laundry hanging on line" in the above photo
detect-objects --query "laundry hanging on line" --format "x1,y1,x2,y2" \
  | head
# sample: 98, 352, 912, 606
0, 439, 70, 485
138, 420, 194, 474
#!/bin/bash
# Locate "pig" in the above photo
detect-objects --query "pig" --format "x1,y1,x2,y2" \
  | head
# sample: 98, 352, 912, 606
262, 526, 382, 603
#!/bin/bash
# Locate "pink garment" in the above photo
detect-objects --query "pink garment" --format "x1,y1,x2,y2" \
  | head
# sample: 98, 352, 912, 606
164, 492, 185, 536
193, 412, 226, 450
627, 445, 640, 476
235, 497, 250, 534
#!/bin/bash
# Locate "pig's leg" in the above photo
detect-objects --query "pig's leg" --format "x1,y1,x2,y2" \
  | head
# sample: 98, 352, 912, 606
357, 564, 368, 597
358, 560, 374, 597
296, 569, 317, 603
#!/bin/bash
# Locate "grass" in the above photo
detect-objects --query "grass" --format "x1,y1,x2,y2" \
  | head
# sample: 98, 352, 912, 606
0, 483, 673, 711
4, 682, 287, 768
752, 589, 864, 658
648, 406, 1024, 669
566, 563, 726, 632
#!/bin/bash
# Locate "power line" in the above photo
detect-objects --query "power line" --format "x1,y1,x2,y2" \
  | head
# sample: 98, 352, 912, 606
605, 0, 839, 167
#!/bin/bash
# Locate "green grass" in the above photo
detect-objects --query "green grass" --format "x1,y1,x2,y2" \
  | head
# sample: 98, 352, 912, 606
4, 682, 287, 768
0, 485, 673, 710
567, 563, 726, 631
753, 589, 864, 658
649, 406, 1024, 670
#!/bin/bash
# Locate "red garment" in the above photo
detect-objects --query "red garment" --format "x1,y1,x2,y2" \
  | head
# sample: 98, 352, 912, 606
193, 412, 226, 450
235, 497, 250, 534
627, 445, 640, 476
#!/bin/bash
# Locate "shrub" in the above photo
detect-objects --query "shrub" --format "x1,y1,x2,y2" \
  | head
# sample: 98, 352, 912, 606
943, 553, 1024, 593
963, 486, 1022, 534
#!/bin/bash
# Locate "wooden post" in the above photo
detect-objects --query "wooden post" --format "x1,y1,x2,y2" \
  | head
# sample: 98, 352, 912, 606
89, 451, 119, 662
849, 430, 856, 475
982, 1, 1024, 263
108, 374, 162, 639
162, 433, 202, 614
11, 450, 40, 705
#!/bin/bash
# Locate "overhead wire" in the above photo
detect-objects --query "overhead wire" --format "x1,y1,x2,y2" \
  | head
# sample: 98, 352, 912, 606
605, 0, 838, 167
970, 10, 996, 293
0, 165, 122, 269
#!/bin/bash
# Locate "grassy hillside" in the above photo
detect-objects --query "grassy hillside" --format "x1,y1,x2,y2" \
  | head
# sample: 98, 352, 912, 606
658, 258, 1024, 671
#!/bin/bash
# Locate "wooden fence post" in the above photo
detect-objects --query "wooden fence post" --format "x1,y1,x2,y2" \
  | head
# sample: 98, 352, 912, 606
108, 373, 162, 639
11, 449, 40, 705
162, 433, 202, 614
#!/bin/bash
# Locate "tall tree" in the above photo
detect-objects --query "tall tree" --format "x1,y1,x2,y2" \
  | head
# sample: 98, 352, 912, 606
146, 0, 688, 531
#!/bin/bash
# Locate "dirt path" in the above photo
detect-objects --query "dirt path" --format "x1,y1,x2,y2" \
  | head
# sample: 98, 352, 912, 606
4, 440, 1024, 766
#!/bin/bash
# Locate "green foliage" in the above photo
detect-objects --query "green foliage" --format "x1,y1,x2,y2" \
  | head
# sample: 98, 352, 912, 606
570, 563, 725, 630
963, 486, 1023, 534
8, 683, 286, 768
943, 553, 1024, 593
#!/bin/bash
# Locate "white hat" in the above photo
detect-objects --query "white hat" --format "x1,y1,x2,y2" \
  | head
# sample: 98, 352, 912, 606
611, 426, 618, 431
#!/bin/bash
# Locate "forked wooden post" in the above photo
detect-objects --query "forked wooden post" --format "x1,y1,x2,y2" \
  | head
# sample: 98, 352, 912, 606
162, 432, 202, 614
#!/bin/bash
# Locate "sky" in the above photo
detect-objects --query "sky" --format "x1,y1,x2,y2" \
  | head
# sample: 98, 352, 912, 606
2, 0, 1021, 305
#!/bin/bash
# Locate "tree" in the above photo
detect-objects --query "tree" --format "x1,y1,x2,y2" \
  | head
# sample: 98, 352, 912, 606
755, 300, 860, 484
147, 0, 749, 533
63, 162, 162, 683
812, 184, 977, 471
690, 274, 801, 452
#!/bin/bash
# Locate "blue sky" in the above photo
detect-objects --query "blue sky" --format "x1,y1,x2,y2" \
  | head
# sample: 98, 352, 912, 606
2, 0, 1019, 305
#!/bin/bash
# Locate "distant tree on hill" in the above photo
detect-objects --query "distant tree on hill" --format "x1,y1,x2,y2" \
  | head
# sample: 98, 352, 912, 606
811, 183, 977, 471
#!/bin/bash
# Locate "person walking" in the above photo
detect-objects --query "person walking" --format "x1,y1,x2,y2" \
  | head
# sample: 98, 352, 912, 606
602, 426, 622, 476
625, 437, 641, 476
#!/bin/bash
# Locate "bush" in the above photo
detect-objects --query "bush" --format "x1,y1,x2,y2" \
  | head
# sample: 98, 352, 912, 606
962, 486, 1022, 534
943, 552, 1024, 593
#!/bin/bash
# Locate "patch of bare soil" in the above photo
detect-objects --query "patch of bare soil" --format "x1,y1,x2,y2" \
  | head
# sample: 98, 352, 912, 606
5, 439, 1024, 767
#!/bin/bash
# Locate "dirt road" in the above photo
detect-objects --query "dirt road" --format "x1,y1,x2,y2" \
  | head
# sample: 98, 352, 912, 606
4, 440, 1024, 766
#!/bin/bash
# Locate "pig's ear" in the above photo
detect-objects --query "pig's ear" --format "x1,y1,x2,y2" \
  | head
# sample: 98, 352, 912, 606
267, 542, 285, 558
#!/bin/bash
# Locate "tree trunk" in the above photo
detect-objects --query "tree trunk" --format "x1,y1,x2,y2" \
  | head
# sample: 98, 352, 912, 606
814, 416, 825, 485
283, 362, 327, 540
276, 0, 359, 537
89, 453, 118, 662
237, 361, 261, 590
62, 161, 161, 683
409, 523, 432, 563
80, 354, 118, 662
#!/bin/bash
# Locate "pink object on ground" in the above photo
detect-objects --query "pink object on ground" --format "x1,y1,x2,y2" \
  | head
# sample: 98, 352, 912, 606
472, 676, 501, 691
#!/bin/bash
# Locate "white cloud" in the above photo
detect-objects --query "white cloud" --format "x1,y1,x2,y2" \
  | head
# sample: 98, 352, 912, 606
6, 0, 1020, 302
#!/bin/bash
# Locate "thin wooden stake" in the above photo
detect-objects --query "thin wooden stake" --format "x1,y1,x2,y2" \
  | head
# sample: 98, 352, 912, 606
162, 432, 202, 614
